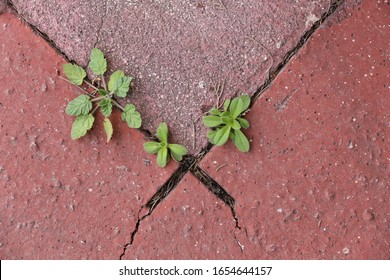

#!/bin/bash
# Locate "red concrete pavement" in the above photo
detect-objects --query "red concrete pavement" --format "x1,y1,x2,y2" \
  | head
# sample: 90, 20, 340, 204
11, 0, 331, 154
122, 173, 241, 259
121, 0, 389, 259
0, 0, 389, 260
0, 12, 177, 259
199, 0, 389, 259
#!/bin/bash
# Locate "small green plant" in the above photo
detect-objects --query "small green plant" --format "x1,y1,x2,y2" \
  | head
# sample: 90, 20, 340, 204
62, 48, 142, 142
144, 122, 188, 168
203, 94, 251, 152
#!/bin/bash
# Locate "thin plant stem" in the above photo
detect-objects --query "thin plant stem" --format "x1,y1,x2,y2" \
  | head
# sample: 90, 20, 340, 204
59, 76, 94, 97
101, 75, 107, 91
111, 99, 125, 111
83, 80, 100, 91
91, 105, 100, 115
91, 96, 106, 102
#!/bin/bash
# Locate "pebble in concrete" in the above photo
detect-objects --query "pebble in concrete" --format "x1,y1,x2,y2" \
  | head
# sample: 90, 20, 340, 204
0, 13, 177, 259
200, 0, 389, 259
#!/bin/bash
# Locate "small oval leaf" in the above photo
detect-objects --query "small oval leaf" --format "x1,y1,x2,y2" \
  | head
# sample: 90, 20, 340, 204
232, 129, 250, 152
168, 144, 187, 162
213, 125, 231, 146
156, 122, 168, 142
157, 146, 169, 168
144, 141, 161, 154
203, 115, 223, 128
103, 118, 113, 143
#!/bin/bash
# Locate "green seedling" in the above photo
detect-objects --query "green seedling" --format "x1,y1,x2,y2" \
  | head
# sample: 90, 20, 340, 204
63, 48, 141, 142
144, 122, 188, 168
203, 94, 251, 152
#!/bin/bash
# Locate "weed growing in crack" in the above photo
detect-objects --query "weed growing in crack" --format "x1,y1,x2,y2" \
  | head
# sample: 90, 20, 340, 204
63, 48, 141, 142
144, 122, 188, 168
203, 94, 251, 152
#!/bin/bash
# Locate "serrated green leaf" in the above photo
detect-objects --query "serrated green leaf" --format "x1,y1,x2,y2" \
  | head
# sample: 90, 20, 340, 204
232, 129, 250, 152
203, 115, 223, 128
237, 117, 250, 129
66, 95, 92, 116
63, 63, 86, 85
232, 119, 241, 130
71, 114, 94, 140
98, 89, 108, 96
223, 99, 231, 111
103, 117, 113, 143
213, 125, 231, 146
156, 122, 168, 142
99, 98, 112, 117
144, 141, 161, 154
112, 76, 132, 97
108, 70, 124, 92
168, 144, 187, 162
121, 104, 142, 128
157, 146, 169, 168
88, 48, 107, 76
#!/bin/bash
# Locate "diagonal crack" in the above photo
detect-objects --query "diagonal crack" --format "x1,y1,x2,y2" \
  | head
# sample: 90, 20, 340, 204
7, 0, 345, 258
93, 0, 109, 49
119, 0, 346, 258
252, 0, 345, 102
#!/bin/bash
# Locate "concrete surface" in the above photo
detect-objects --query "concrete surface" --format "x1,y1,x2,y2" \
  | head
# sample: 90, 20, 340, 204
199, 0, 390, 259
1, 0, 389, 260
0, 13, 177, 259
11, 0, 330, 154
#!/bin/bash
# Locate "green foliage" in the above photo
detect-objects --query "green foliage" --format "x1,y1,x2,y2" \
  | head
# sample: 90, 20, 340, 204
63, 63, 86, 85
88, 48, 107, 75
144, 122, 188, 168
71, 114, 94, 140
63, 48, 142, 141
203, 95, 251, 152
121, 104, 142, 128
65, 94, 92, 116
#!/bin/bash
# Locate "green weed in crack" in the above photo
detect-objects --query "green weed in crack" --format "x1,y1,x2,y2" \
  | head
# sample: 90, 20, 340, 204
203, 94, 251, 152
144, 122, 188, 168
62, 48, 141, 142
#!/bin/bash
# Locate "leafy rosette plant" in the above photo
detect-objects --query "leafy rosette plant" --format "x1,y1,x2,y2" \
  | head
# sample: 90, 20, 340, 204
203, 94, 251, 152
144, 122, 188, 168
63, 48, 142, 142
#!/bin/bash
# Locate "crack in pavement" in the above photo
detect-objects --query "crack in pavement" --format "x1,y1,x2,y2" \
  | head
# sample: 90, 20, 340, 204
118, 0, 345, 259
93, 0, 109, 49
5, 0, 345, 258
7, 0, 72, 63
252, 0, 345, 102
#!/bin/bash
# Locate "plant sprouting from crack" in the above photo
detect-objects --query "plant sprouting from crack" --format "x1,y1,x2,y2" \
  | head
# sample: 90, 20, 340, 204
203, 94, 251, 152
144, 122, 188, 168
62, 48, 141, 142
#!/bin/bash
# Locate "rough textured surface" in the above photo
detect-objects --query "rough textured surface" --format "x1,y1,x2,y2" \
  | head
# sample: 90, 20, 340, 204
200, 0, 390, 259
11, 0, 329, 154
1, 0, 389, 260
122, 173, 240, 259
0, 13, 177, 259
